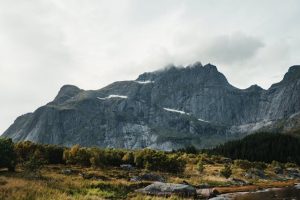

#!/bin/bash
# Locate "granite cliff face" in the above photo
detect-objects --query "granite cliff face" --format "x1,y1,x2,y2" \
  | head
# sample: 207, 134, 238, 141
3, 63, 300, 150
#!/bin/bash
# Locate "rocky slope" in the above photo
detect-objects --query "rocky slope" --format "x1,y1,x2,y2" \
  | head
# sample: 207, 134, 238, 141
3, 63, 300, 150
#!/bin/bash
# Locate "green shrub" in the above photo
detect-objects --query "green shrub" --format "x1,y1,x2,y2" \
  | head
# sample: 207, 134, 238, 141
234, 159, 252, 170
22, 149, 47, 177
122, 152, 135, 165
220, 165, 232, 179
0, 138, 16, 171
63, 145, 91, 166
285, 162, 297, 168
252, 161, 267, 170
14, 141, 64, 165
134, 149, 185, 173
197, 161, 204, 173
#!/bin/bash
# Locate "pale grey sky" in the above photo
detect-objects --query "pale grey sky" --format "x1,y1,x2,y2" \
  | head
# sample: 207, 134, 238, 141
1, 0, 300, 133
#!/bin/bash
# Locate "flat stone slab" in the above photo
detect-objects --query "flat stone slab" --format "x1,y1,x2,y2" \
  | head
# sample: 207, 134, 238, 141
136, 181, 196, 197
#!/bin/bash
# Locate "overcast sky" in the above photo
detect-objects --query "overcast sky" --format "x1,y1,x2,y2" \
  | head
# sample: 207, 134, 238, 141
1, 0, 300, 133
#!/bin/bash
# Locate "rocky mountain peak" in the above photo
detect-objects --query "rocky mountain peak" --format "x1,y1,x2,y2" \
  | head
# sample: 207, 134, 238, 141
282, 65, 300, 82
136, 62, 229, 87
270, 65, 300, 88
53, 84, 81, 104
245, 84, 265, 92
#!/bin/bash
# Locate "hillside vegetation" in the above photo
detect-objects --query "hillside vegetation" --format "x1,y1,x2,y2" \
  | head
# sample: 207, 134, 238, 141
210, 132, 300, 164
0, 135, 300, 199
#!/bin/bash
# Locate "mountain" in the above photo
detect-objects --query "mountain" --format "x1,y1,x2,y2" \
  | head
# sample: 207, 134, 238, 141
3, 63, 300, 150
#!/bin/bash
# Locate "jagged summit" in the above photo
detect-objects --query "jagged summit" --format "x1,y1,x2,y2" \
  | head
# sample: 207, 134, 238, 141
53, 84, 82, 104
244, 84, 265, 92
137, 62, 229, 87
282, 65, 300, 82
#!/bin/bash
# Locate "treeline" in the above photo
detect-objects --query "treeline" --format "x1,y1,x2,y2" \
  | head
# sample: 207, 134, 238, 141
210, 132, 300, 164
0, 138, 185, 173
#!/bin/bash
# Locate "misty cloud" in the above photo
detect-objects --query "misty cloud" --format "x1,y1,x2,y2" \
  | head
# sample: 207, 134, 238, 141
204, 33, 264, 64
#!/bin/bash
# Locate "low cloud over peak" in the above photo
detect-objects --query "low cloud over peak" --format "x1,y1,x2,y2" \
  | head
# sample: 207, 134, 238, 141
204, 33, 264, 64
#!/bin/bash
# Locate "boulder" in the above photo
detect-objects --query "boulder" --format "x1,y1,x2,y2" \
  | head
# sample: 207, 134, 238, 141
61, 169, 73, 175
285, 168, 300, 179
136, 182, 196, 197
79, 173, 93, 179
245, 169, 266, 179
274, 167, 283, 174
120, 164, 134, 170
197, 188, 218, 198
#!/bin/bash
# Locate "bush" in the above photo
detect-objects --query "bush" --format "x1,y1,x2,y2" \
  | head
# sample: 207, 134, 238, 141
44, 145, 65, 164
252, 161, 267, 170
0, 138, 16, 171
122, 152, 135, 165
23, 151, 45, 176
197, 161, 204, 173
285, 162, 297, 168
14, 141, 64, 165
63, 145, 91, 166
271, 160, 284, 168
134, 149, 185, 173
234, 159, 252, 170
220, 165, 232, 179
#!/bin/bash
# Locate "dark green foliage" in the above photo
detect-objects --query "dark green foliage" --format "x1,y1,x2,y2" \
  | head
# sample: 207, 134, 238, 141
177, 145, 199, 154
64, 146, 125, 167
23, 151, 45, 175
211, 132, 300, 164
252, 161, 267, 170
220, 164, 232, 178
122, 152, 135, 165
64, 147, 185, 173
234, 159, 252, 170
285, 162, 297, 168
197, 160, 204, 173
134, 149, 185, 173
44, 145, 64, 164
0, 138, 16, 171
14, 141, 64, 164
2, 140, 185, 173
63, 145, 92, 166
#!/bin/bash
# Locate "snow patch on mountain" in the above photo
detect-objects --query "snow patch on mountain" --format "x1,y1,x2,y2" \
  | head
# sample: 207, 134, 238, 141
134, 80, 155, 84
163, 108, 190, 115
97, 95, 128, 100
198, 118, 209, 123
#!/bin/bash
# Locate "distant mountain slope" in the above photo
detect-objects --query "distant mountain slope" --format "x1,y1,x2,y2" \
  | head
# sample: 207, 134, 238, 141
3, 63, 300, 150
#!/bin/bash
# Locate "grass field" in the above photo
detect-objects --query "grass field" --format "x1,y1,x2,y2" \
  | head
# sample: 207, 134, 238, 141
0, 155, 299, 200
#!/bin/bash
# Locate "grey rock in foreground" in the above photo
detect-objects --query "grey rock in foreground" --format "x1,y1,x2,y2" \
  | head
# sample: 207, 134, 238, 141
136, 181, 196, 197
3, 63, 300, 150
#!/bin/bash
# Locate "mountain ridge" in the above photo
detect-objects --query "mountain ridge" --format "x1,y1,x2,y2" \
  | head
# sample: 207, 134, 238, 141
3, 62, 300, 150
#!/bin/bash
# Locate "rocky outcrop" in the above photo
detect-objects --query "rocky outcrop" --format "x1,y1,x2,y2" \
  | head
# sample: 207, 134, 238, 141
136, 182, 196, 197
2, 63, 300, 150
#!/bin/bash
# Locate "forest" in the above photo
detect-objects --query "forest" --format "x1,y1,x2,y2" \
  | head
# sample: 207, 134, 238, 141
210, 132, 300, 164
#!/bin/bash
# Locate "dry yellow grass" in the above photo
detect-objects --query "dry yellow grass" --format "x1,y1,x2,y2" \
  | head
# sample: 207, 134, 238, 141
0, 159, 299, 200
